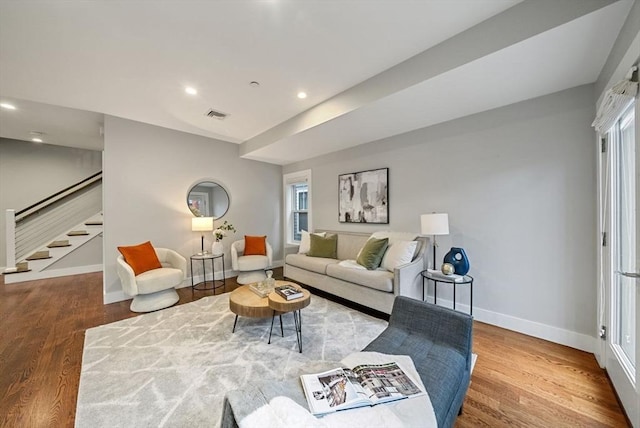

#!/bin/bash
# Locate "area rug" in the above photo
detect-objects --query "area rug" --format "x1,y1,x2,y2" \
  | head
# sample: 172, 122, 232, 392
75, 293, 387, 427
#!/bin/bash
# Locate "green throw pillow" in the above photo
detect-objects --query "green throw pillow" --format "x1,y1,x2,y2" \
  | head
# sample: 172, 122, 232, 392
356, 237, 389, 270
307, 233, 338, 259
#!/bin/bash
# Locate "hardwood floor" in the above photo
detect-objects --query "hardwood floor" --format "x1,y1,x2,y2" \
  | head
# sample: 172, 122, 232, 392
0, 271, 629, 427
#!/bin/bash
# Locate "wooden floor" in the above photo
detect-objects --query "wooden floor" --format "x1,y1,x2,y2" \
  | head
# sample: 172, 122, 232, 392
0, 271, 629, 427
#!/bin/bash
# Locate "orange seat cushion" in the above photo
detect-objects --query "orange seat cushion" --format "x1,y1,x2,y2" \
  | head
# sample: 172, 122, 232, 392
117, 241, 162, 276
244, 235, 267, 256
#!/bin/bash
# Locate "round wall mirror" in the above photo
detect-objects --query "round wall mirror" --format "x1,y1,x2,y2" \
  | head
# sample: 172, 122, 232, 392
187, 181, 230, 218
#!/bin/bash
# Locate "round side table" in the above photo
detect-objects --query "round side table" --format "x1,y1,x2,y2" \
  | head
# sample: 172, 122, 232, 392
421, 270, 473, 315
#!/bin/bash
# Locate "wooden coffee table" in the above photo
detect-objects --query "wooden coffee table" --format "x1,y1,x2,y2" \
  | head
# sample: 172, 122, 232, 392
229, 281, 311, 352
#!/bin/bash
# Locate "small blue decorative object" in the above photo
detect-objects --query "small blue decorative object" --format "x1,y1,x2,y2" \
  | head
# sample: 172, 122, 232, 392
443, 247, 470, 275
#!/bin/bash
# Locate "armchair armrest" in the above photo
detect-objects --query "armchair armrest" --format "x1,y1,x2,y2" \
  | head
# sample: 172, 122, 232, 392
231, 240, 244, 271
116, 255, 138, 297
266, 242, 273, 266
162, 249, 187, 280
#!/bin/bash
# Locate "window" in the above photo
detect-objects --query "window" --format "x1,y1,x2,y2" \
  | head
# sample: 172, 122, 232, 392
292, 183, 308, 242
612, 105, 636, 369
284, 170, 311, 244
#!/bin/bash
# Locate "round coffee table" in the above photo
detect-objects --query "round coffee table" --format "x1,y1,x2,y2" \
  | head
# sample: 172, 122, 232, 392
229, 281, 311, 352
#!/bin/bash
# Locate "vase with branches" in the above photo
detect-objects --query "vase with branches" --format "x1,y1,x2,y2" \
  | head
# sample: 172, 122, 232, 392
211, 221, 236, 256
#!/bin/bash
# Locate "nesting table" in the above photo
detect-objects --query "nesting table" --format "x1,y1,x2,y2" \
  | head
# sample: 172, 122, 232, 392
229, 281, 311, 352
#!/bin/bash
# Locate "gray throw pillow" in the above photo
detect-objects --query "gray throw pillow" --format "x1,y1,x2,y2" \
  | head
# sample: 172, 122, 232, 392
307, 233, 338, 259
356, 237, 389, 270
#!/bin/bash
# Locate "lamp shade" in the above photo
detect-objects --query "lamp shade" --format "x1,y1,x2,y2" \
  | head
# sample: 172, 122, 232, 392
191, 217, 214, 232
421, 213, 449, 235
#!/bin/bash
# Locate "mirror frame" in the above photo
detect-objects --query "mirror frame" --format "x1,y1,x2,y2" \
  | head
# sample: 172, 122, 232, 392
187, 179, 230, 219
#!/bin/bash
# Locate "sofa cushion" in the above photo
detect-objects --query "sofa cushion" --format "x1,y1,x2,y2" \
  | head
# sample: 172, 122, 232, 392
286, 253, 339, 275
326, 264, 394, 292
356, 237, 389, 270
237, 254, 269, 270
370, 231, 418, 246
244, 235, 267, 255
298, 231, 326, 254
381, 240, 418, 272
117, 241, 162, 276
307, 233, 337, 259
136, 267, 183, 294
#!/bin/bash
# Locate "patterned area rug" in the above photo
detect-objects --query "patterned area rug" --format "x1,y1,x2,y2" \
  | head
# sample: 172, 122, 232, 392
75, 293, 387, 427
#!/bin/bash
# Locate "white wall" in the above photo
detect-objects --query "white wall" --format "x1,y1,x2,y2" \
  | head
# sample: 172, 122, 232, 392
103, 116, 282, 302
0, 138, 102, 268
284, 84, 597, 351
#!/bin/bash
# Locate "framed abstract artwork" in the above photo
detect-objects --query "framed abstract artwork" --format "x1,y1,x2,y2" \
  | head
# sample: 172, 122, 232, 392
338, 167, 388, 224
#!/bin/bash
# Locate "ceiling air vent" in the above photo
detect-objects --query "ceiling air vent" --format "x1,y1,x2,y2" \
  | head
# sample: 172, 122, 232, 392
205, 108, 229, 120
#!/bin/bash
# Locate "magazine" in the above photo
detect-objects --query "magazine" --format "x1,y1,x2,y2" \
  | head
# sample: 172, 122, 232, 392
275, 284, 304, 300
300, 362, 425, 416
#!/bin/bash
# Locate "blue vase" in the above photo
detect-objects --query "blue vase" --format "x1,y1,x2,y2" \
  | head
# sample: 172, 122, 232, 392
443, 247, 470, 275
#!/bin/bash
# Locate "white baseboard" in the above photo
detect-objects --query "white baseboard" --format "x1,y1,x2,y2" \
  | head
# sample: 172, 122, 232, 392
4, 264, 103, 284
426, 296, 597, 353
103, 289, 129, 305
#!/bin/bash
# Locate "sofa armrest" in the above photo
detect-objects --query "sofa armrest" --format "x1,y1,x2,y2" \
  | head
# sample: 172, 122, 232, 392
392, 236, 427, 300
393, 256, 424, 300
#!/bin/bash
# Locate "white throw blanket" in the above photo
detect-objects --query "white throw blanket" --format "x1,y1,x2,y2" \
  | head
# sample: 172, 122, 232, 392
238, 352, 437, 428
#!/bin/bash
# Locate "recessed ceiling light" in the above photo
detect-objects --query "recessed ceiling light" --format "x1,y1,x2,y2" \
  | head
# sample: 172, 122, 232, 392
249, 81, 260, 87
30, 131, 45, 143
297, 92, 307, 99
185, 86, 198, 95
0, 102, 16, 110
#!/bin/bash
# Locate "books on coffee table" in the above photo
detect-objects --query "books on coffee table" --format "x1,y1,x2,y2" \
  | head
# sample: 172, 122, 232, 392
301, 361, 424, 416
275, 284, 303, 300
248, 282, 275, 298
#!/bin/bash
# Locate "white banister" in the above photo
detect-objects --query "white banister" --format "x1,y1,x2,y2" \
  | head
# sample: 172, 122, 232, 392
4, 209, 16, 272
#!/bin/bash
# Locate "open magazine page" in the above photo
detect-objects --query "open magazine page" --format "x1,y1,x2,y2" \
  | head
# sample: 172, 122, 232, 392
352, 362, 423, 404
300, 368, 371, 415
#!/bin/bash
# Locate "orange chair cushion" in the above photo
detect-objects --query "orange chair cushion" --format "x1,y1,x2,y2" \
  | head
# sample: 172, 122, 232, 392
244, 235, 267, 256
117, 241, 162, 276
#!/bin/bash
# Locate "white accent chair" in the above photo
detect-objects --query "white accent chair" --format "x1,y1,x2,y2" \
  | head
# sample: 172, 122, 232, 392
116, 248, 187, 312
231, 239, 273, 284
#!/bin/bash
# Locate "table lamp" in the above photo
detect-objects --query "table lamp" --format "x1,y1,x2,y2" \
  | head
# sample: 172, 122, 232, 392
420, 213, 449, 269
192, 217, 214, 254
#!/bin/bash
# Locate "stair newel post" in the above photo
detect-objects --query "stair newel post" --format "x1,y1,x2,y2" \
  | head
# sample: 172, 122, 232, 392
4, 209, 16, 272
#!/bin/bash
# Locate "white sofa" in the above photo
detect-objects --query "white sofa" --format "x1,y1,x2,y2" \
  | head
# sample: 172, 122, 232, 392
284, 230, 428, 314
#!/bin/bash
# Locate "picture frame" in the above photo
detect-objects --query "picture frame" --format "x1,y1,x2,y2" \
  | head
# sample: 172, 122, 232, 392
338, 167, 388, 224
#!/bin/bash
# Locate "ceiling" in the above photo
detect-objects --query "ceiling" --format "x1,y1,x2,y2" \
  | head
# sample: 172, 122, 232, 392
0, 0, 634, 164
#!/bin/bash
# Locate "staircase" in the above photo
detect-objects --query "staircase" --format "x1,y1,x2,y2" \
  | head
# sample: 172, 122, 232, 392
3, 172, 103, 284
4, 213, 103, 284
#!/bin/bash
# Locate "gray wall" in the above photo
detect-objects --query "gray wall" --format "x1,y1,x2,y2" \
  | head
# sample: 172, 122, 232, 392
0, 138, 102, 268
285, 84, 597, 348
102, 116, 282, 300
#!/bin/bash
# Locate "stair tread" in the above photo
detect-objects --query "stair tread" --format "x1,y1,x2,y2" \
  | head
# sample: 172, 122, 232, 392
26, 251, 51, 261
48, 240, 71, 248
67, 230, 89, 236
3, 269, 32, 275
